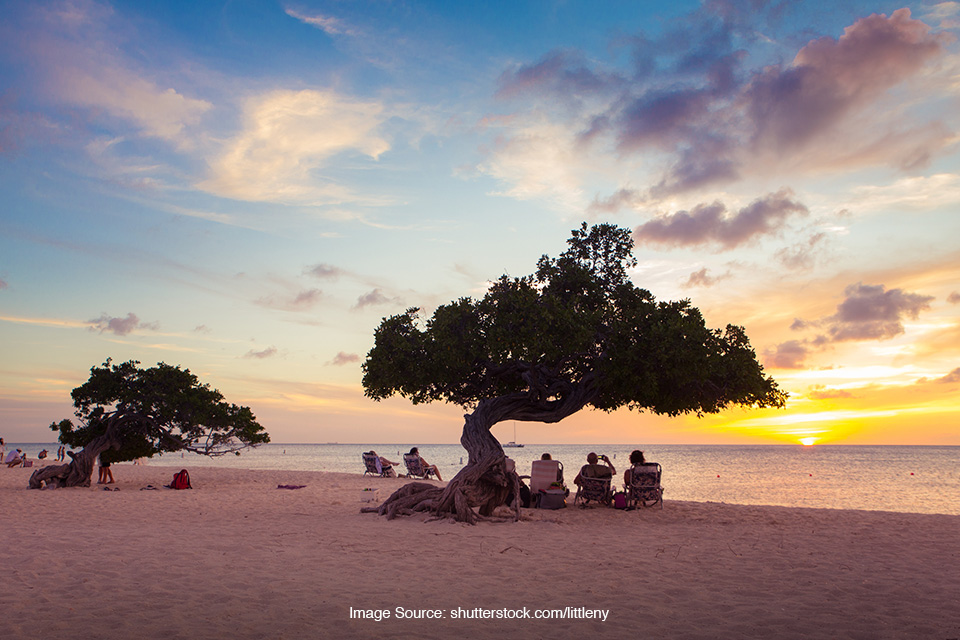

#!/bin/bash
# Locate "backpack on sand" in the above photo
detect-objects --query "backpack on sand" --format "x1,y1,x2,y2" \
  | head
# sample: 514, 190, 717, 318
169, 469, 192, 490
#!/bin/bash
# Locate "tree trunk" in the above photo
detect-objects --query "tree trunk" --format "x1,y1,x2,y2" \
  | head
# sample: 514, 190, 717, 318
29, 415, 127, 489
365, 378, 598, 523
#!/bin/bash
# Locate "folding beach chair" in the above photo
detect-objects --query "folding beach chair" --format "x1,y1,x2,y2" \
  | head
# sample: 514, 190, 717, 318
574, 476, 612, 507
403, 454, 435, 480
362, 452, 389, 477
529, 459, 566, 508
626, 462, 663, 509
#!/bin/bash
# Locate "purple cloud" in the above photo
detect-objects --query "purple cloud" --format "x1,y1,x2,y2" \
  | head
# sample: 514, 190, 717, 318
87, 313, 157, 336
0, 278, 7, 290
305, 263, 343, 280
947, 292, 960, 304
330, 352, 360, 366
775, 232, 827, 270
353, 288, 400, 310
492, 8, 950, 201
765, 340, 810, 369
244, 346, 278, 359
588, 188, 644, 214
936, 368, 960, 384
256, 288, 323, 311
496, 50, 623, 101
826, 283, 933, 341
634, 189, 808, 250
683, 267, 731, 288
746, 9, 947, 154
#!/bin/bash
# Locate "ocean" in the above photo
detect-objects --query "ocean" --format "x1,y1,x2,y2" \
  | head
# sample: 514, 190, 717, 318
8, 442, 958, 516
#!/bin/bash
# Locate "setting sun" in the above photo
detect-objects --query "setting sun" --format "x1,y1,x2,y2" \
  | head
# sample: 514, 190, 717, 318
799, 437, 819, 446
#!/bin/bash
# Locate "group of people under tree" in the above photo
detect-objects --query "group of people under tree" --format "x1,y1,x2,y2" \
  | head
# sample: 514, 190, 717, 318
514, 449, 652, 507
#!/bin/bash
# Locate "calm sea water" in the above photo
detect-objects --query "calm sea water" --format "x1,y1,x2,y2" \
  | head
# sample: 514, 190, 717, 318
9, 442, 958, 516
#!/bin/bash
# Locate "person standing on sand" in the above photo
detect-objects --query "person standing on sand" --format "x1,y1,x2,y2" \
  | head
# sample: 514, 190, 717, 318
98, 456, 115, 484
0, 438, 5, 462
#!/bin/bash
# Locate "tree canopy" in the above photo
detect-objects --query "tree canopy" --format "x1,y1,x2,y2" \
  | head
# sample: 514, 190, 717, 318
363, 222, 786, 422
52, 359, 269, 464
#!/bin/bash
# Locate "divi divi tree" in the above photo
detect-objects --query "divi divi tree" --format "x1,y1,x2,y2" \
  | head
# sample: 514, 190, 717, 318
362, 223, 786, 522
30, 359, 269, 489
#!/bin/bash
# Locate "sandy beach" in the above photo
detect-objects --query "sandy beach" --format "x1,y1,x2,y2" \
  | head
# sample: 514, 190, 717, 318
2, 462, 958, 639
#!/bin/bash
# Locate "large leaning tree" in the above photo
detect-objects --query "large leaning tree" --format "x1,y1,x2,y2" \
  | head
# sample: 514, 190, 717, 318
30, 359, 269, 489
361, 223, 786, 523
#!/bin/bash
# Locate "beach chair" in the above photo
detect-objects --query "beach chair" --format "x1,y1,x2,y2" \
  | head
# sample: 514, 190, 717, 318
403, 454, 435, 480
529, 459, 565, 508
362, 452, 389, 477
574, 476, 612, 507
626, 462, 663, 509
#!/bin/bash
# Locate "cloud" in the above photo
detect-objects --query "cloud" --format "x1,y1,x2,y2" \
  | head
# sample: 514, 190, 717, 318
682, 267, 731, 288
87, 312, 158, 336
244, 346, 278, 359
330, 352, 360, 366
305, 263, 344, 280
285, 8, 359, 37
936, 367, 960, 383
477, 118, 591, 211
807, 385, 855, 400
633, 189, 808, 250
0, 278, 7, 290
588, 188, 644, 214
199, 89, 390, 205
948, 292, 960, 304
194, 325, 211, 333
483, 7, 953, 204
496, 49, 624, 102
765, 340, 811, 369
745, 9, 947, 155
256, 288, 323, 312
25, 2, 212, 144
825, 283, 934, 342
353, 288, 401, 310
775, 232, 827, 270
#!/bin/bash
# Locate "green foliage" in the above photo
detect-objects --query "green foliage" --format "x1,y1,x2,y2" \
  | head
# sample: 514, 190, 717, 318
52, 359, 270, 462
362, 222, 786, 418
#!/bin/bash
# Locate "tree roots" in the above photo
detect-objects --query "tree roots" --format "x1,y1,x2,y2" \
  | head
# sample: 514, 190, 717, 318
361, 453, 522, 524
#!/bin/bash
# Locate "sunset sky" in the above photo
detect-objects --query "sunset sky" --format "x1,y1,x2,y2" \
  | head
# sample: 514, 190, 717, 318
2, 0, 958, 446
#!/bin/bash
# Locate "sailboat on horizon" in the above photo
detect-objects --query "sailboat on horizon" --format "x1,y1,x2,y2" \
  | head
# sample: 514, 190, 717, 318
503, 422, 524, 448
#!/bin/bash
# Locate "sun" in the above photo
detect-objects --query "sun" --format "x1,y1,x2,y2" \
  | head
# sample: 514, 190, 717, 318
799, 437, 819, 446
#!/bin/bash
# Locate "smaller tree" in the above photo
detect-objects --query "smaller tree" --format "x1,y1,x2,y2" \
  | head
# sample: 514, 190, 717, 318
30, 359, 269, 488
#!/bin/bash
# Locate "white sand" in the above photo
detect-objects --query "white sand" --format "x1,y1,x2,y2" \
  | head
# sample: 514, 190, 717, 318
2, 463, 958, 639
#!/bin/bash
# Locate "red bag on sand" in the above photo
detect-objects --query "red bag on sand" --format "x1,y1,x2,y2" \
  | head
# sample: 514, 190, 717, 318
168, 469, 192, 490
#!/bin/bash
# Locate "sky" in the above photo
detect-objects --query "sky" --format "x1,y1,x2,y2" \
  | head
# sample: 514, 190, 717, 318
1, 0, 958, 447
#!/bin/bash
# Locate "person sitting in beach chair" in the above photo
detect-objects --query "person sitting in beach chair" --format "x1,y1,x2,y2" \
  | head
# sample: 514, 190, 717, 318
624, 450, 663, 509
574, 452, 615, 507
403, 447, 442, 481
362, 451, 398, 478
529, 454, 567, 508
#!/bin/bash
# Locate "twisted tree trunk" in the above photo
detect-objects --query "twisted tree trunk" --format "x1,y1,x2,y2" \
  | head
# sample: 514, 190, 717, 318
29, 414, 128, 489
364, 375, 598, 524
